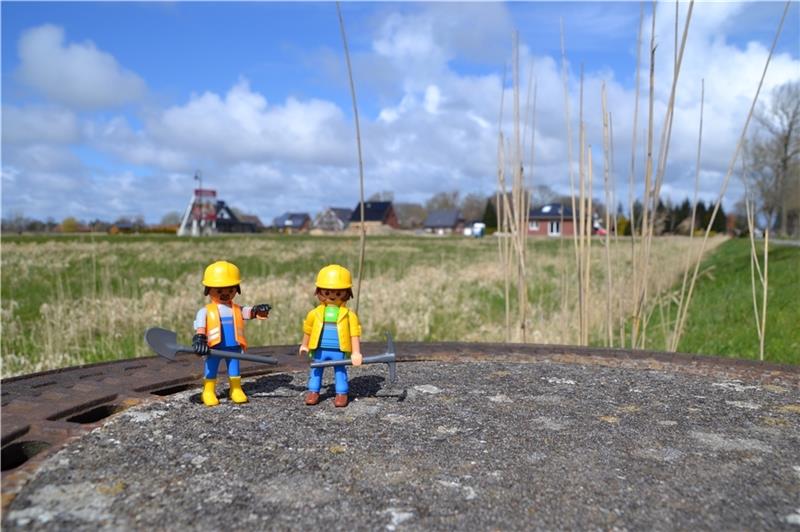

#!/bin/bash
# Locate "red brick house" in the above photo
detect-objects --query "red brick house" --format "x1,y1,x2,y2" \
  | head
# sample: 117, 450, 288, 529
528, 203, 575, 236
528, 203, 607, 237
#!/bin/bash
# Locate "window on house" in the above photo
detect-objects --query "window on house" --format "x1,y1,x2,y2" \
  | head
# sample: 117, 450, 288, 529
529, 221, 539, 231
548, 221, 561, 236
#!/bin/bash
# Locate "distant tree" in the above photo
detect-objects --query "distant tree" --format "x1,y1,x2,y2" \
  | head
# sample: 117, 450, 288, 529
459, 193, 486, 222
654, 199, 669, 235
744, 81, 800, 237
616, 215, 630, 237
89, 219, 111, 232
482, 199, 498, 231
160, 212, 181, 226
425, 190, 460, 212
695, 201, 709, 232
26, 219, 46, 232
394, 202, 427, 229
630, 200, 644, 235
1, 212, 27, 233
712, 204, 727, 234
531, 185, 558, 206
677, 198, 692, 227
61, 217, 80, 233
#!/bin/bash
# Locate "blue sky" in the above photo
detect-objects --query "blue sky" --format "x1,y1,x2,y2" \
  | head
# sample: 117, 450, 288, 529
2, 1, 799, 224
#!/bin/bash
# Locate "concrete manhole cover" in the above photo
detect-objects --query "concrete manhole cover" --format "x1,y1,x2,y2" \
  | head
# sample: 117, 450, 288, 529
4, 359, 799, 530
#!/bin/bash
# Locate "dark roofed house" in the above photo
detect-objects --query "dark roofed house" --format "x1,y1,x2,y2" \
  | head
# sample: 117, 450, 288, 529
348, 201, 399, 233
215, 201, 261, 233
314, 207, 352, 232
423, 209, 464, 235
528, 203, 575, 237
273, 212, 311, 234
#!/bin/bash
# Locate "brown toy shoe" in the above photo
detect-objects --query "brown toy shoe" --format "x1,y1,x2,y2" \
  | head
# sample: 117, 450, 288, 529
305, 392, 320, 406
334, 394, 349, 408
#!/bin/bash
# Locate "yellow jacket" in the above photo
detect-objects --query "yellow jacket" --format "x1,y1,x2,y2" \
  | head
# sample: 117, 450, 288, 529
303, 304, 361, 353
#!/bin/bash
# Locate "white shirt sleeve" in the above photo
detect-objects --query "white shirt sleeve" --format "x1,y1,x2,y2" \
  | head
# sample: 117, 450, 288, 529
241, 306, 253, 320
194, 307, 207, 331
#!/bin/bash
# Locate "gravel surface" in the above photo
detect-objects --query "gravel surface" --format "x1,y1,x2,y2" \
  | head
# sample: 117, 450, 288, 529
4, 360, 800, 531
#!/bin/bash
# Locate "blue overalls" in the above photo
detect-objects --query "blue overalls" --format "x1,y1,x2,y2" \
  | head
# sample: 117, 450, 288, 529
307, 305, 348, 395
204, 314, 241, 379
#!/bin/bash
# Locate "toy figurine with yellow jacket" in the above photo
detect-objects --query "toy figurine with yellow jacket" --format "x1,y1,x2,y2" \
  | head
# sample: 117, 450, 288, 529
299, 264, 362, 408
193, 261, 271, 407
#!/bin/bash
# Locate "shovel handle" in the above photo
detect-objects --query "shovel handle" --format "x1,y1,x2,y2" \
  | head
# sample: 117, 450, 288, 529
185, 347, 279, 365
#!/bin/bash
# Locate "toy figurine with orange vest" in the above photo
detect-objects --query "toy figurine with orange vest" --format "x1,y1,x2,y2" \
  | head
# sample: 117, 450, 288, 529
299, 264, 363, 408
192, 261, 271, 407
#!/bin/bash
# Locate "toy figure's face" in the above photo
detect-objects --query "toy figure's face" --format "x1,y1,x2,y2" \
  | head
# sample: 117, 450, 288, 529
317, 288, 348, 306
209, 286, 238, 303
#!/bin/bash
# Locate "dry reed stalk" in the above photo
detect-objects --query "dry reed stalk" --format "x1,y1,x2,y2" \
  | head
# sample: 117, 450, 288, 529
631, 4, 658, 348
635, 0, 694, 348
650, 1, 694, 223
584, 145, 594, 346
494, 32, 531, 343
577, 65, 589, 345
512, 31, 529, 342
670, 78, 704, 352
601, 82, 613, 346
560, 19, 582, 338
336, 2, 367, 313
745, 188, 769, 361
626, 4, 645, 349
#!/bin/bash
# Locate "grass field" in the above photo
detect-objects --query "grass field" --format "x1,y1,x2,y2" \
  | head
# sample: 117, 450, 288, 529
643, 238, 800, 365
4, 232, 790, 378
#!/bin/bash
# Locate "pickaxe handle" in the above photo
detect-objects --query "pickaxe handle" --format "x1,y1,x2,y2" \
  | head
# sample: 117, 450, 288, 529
310, 353, 397, 382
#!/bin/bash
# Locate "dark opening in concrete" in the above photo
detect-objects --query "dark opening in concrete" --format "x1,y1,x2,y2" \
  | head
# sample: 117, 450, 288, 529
1, 441, 50, 472
149, 383, 194, 396
65, 404, 127, 425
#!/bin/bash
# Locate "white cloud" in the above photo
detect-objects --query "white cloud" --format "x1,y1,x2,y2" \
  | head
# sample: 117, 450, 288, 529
2, 105, 80, 144
16, 24, 146, 109
144, 80, 353, 166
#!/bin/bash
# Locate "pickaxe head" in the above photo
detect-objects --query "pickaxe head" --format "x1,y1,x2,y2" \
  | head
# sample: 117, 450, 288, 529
385, 331, 397, 383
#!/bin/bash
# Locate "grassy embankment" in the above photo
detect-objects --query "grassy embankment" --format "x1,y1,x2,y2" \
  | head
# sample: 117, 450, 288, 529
1, 233, 730, 377
643, 238, 799, 365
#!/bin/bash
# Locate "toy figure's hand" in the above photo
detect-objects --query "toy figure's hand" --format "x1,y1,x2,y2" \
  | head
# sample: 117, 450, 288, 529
253, 303, 271, 319
192, 334, 210, 356
298, 346, 309, 358
351, 352, 363, 366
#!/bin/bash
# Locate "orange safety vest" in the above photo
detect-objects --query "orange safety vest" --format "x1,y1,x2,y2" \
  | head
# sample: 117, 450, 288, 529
205, 303, 247, 350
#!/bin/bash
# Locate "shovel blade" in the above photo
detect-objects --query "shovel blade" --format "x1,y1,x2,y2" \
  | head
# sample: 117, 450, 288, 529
144, 327, 179, 361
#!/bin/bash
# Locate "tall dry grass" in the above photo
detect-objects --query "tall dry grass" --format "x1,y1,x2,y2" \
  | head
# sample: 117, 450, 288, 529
1, 235, 722, 377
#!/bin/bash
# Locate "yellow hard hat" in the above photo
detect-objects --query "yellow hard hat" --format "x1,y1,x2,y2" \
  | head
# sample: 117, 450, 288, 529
316, 264, 352, 289
203, 261, 241, 287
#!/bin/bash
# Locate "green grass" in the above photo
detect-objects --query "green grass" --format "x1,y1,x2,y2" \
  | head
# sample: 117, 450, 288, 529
2, 232, 771, 376
643, 239, 799, 364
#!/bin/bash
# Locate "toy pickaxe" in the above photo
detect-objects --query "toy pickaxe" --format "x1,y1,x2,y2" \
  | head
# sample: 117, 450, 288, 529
310, 331, 397, 383
145, 327, 279, 365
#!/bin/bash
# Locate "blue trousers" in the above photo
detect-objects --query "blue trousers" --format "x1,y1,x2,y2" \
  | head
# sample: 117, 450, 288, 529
307, 348, 348, 395
204, 345, 241, 379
